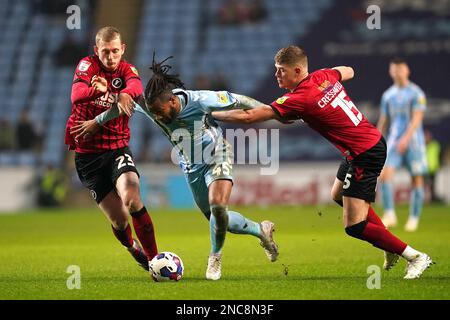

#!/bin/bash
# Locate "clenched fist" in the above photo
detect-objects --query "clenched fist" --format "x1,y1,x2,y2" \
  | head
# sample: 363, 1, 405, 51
91, 75, 108, 93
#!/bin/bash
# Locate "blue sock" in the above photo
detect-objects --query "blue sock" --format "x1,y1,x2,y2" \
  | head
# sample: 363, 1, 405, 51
410, 186, 424, 218
209, 215, 220, 254
227, 211, 261, 238
381, 182, 395, 212
209, 205, 229, 254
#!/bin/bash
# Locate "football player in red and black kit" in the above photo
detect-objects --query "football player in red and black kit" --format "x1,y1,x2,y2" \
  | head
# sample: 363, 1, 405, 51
212, 45, 433, 279
65, 26, 158, 272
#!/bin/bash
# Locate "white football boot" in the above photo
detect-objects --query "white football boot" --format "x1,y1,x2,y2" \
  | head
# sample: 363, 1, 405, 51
404, 253, 433, 279
259, 220, 279, 262
404, 216, 419, 232
383, 251, 400, 270
206, 253, 222, 280
382, 212, 398, 228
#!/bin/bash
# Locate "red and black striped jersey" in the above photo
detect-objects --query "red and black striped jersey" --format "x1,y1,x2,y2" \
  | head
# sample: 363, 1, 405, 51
65, 55, 143, 153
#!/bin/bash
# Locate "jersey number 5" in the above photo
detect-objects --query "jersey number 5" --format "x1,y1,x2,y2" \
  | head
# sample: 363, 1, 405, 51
331, 91, 362, 126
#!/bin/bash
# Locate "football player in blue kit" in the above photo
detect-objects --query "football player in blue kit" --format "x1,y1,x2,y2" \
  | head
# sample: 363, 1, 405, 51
71, 55, 279, 280
377, 58, 428, 232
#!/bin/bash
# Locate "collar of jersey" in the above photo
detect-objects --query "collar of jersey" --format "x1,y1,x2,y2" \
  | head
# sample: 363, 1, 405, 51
173, 88, 188, 112
291, 73, 311, 92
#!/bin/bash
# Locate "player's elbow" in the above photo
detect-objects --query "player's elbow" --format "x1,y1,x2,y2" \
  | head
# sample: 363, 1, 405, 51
348, 67, 355, 79
343, 67, 354, 81
242, 114, 256, 124
71, 92, 81, 105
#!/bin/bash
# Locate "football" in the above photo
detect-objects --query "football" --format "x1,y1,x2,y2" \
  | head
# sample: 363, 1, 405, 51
149, 252, 184, 282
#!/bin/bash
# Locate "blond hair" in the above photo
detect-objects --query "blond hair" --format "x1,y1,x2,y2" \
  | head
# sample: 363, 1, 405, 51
274, 45, 308, 67
95, 26, 122, 45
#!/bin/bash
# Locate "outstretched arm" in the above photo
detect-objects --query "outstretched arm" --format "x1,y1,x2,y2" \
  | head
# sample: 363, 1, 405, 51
70, 101, 143, 139
332, 66, 354, 82
230, 93, 266, 110
212, 105, 279, 124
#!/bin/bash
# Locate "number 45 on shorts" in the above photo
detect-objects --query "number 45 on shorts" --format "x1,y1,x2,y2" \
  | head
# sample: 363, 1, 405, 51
212, 162, 232, 177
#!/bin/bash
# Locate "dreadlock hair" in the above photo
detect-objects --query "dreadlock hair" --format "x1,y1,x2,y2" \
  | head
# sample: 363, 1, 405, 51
144, 52, 185, 113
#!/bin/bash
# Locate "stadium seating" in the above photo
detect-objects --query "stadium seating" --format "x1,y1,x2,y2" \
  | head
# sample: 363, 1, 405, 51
0, 0, 89, 166
0, 0, 335, 166
132, 0, 332, 162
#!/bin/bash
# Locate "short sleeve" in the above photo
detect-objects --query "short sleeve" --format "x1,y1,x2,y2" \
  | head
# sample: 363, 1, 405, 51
199, 91, 238, 112
320, 68, 342, 82
122, 63, 141, 83
73, 58, 96, 85
412, 88, 426, 112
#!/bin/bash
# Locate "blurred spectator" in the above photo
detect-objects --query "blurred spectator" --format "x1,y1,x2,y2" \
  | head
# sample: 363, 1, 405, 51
0, 117, 15, 151
194, 74, 213, 90
16, 109, 42, 152
54, 35, 86, 67
248, 0, 268, 23
32, 0, 73, 16
218, 0, 267, 26
37, 165, 67, 207
425, 130, 443, 202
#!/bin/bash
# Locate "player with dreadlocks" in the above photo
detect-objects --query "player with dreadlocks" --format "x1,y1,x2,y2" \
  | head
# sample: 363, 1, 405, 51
71, 54, 280, 280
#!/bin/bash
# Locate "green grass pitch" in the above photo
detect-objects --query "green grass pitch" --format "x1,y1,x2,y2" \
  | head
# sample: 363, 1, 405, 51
0, 204, 449, 300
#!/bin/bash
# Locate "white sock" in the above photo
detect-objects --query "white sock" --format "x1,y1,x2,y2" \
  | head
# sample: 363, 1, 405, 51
401, 245, 422, 260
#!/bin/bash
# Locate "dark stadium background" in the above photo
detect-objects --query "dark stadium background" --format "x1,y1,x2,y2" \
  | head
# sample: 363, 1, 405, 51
0, 0, 448, 210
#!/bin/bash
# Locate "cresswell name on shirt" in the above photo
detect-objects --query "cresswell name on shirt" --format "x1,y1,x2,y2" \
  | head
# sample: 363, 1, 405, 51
317, 81, 343, 108
94, 91, 118, 108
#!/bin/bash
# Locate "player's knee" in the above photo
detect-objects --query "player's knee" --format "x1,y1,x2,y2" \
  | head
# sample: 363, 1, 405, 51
344, 220, 368, 239
111, 219, 128, 231
210, 204, 228, 220
379, 170, 392, 183
331, 189, 342, 205
209, 195, 228, 207
122, 191, 141, 212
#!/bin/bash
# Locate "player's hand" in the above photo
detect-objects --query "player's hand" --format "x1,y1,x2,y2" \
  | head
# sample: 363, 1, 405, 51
91, 75, 108, 93
70, 119, 100, 140
397, 136, 409, 154
118, 92, 134, 117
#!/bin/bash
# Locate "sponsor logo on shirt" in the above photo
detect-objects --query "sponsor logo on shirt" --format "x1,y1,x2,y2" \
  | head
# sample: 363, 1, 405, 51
217, 92, 229, 104
317, 80, 333, 93
95, 92, 118, 108
318, 82, 343, 108
276, 96, 289, 104
112, 78, 123, 89
418, 95, 426, 106
130, 66, 139, 76
78, 60, 91, 72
